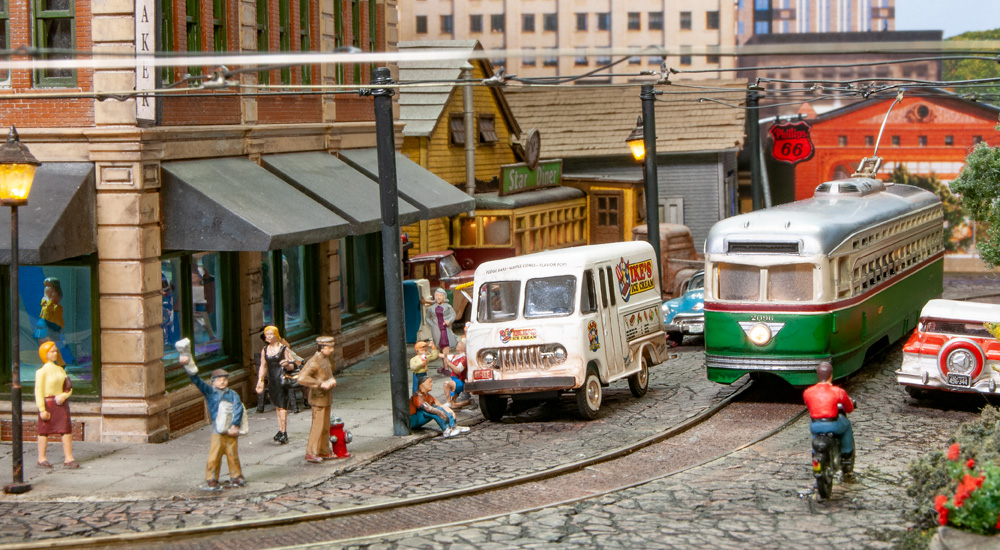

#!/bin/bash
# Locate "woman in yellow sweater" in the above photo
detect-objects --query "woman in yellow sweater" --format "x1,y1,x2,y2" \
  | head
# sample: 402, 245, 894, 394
35, 341, 78, 469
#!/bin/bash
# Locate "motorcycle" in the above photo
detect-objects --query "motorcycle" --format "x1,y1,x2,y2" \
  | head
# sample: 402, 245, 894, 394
810, 403, 856, 499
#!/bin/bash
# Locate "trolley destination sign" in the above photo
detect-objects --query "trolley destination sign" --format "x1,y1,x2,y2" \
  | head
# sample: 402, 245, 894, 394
499, 160, 563, 196
769, 121, 815, 165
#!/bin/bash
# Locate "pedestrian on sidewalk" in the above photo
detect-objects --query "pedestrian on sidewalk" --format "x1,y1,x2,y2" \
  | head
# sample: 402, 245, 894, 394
255, 326, 297, 445
425, 288, 458, 371
34, 342, 78, 470
442, 339, 471, 409
409, 340, 437, 393
178, 339, 246, 490
409, 377, 468, 438
296, 336, 342, 463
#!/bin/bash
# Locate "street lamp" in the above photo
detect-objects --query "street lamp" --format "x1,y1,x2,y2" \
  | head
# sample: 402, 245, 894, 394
626, 116, 645, 161
0, 126, 40, 495
626, 85, 662, 278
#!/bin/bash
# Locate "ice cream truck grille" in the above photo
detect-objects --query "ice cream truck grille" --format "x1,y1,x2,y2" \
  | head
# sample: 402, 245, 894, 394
499, 346, 545, 371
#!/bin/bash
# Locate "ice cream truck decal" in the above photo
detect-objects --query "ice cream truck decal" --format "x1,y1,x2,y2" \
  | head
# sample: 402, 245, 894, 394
465, 241, 671, 421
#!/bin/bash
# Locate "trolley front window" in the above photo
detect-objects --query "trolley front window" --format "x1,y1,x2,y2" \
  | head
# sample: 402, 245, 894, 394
767, 264, 814, 301
477, 281, 520, 323
524, 275, 576, 318
717, 263, 760, 301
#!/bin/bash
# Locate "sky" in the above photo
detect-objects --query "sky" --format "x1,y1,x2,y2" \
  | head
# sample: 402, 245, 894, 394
895, 0, 1000, 38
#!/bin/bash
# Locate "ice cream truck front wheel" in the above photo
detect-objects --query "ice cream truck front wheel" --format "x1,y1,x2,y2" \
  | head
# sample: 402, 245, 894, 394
480, 395, 509, 422
576, 366, 603, 420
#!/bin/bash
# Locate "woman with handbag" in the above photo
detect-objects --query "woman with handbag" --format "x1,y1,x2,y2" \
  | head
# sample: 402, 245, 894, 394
35, 341, 78, 469
255, 326, 297, 444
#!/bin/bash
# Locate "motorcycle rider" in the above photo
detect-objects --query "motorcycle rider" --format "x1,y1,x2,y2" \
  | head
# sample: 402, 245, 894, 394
803, 361, 856, 482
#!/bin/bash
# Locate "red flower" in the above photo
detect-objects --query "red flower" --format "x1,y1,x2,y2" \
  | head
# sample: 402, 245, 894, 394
947, 443, 961, 461
934, 494, 948, 513
953, 474, 985, 508
966, 458, 976, 469
939, 507, 949, 526
996, 513, 1000, 530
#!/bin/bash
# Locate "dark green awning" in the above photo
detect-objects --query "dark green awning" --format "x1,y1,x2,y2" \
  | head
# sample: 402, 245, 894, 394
161, 158, 351, 252
261, 152, 421, 235
338, 148, 475, 219
0, 163, 95, 265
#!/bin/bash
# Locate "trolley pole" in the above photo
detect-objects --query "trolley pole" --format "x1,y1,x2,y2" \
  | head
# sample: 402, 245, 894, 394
370, 67, 411, 436
640, 84, 662, 278
748, 90, 763, 211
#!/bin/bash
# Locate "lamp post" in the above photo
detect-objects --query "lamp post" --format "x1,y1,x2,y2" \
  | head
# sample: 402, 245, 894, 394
626, 85, 662, 278
0, 126, 40, 495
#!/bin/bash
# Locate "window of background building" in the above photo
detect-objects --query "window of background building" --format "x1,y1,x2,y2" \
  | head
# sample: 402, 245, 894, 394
213, 0, 226, 52
470, 14, 482, 32
0, 1, 8, 82
33, 0, 75, 86
491, 14, 504, 32
596, 55, 611, 65
706, 55, 720, 64
543, 13, 557, 32
449, 113, 466, 145
523, 48, 536, 66
706, 10, 720, 30
441, 14, 453, 34
256, 0, 269, 84
543, 56, 557, 66
2, 261, 96, 396
575, 47, 587, 66
522, 13, 535, 32
918, 135, 928, 147
629, 52, 641, 65
680, 11, 691, 30
350, 0, 362, 82
627, 12, 640, 30
576, 13, 587, 31
262, 246, 316, 342
838, 136, 847, 146
649, 55, 663, 66
945, 135, 954, 146
479, 114, 499, 144
161, 0, 174, 84
161, 252, 236, 386
415, 15, 427, 34
299, 0, 311, 84
339, 235, 384, 325
891, 135, 900, 146
648, 11, 663, 30
597, 13, 610, 31
679, 54, 691, 66
491, 58, 505, 70
278, 0, 292, 84
186, 0, 202, 76
865, 135, 874, 146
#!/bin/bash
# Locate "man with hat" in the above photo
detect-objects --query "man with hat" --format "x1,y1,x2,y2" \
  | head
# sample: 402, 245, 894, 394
297, 336, 341, 463
178, 338, 246, 489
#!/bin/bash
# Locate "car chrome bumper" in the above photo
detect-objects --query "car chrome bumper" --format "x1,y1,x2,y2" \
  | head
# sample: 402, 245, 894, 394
664, 314, 705, 334
466, 376, 577, 395
895, 355, 999, 394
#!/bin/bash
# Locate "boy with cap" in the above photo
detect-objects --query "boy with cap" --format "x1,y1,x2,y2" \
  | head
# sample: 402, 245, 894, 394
297, 336, 341, 463
409, 340, 438, 393
178, 338, 246, 489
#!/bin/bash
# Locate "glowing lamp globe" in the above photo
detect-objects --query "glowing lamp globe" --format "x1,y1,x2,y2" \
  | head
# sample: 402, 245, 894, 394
0, 127, 40, 206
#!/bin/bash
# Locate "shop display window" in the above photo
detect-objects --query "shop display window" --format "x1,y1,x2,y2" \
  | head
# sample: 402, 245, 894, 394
339, 234, 384, 325
2, 262, 96, 395
262, 245, 316, 341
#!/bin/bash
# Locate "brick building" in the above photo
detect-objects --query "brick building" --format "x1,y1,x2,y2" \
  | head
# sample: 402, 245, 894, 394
0, 0, 473, 443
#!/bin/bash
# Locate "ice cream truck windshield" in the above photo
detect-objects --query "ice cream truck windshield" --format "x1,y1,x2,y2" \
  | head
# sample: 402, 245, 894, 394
477, 276, 578, 322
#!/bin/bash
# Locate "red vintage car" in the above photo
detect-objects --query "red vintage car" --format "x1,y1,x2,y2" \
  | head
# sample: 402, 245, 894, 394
896, 299, 1000, 398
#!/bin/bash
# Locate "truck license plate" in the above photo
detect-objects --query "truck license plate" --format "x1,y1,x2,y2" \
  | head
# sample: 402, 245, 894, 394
947, 373, 971, 387
474, 369, 494, 381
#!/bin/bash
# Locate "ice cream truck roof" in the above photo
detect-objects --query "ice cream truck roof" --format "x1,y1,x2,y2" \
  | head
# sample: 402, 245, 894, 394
474, 241, 655, 280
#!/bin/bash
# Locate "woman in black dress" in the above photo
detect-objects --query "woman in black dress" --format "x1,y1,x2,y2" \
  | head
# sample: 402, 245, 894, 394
255, 326, 296, 444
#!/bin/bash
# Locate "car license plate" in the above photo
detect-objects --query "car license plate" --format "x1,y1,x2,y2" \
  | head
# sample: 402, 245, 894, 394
474, 369, 494, 381
688, 324, 704, 334
947, 373, 971, 387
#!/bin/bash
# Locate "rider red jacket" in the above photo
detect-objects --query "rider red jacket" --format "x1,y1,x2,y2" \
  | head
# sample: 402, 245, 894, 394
803, 382, 854, 420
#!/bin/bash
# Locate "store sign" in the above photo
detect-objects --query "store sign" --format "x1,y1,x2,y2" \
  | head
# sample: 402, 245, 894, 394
769, 121, 815, 165
499, 160, 562, 196
135, 0, 156, 123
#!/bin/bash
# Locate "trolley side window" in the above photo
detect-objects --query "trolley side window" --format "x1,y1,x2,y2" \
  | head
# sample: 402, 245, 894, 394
717, 263, 760, 301
477, 281, 520, 323
767, 264, 814, 301
524, 275, 577, 319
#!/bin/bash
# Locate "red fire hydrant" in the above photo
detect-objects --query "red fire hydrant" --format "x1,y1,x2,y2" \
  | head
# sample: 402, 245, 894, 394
329, 415, 352, 458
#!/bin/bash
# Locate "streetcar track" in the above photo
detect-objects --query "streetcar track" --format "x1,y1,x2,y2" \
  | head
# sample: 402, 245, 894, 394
4, 380, 755, 550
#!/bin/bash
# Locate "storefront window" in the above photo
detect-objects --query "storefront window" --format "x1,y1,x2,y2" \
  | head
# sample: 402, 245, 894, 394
3, 264, 96, 394
262, 246, 315, 340
161, 252, 233, 383
482, 216, 511, 245
339, 235, 384, 325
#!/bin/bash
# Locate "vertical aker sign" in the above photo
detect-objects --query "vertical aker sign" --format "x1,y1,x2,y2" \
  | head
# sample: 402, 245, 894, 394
135, 0, 156, 123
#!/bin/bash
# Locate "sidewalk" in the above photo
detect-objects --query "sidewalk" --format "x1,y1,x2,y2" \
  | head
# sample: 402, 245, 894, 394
0, 349, 479, 502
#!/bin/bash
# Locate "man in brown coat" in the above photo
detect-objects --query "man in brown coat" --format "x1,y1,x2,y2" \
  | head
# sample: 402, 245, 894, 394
296, 336, 338, 463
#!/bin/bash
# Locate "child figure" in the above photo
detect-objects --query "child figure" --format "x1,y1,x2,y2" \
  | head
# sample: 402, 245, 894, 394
409, 340, 438, 393
443, 339, 471, 409
409, 377, 468, 438
178, 339, 246, 490
35, 342, 78, 469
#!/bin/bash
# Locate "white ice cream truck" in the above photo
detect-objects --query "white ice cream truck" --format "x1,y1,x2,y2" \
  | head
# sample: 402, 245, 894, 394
464, 241, 671, 421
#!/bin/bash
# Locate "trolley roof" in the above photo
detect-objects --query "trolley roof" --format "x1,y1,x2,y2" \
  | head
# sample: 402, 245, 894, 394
919, 299, 1000, 325
474, 241, 654, 280
705, 180, 940, 256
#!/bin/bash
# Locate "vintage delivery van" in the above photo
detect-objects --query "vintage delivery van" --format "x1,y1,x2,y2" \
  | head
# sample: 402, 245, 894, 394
464, 241, 671, 421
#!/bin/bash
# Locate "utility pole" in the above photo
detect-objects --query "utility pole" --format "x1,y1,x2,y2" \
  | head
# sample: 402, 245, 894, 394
640, 84, 662, 278
748, 90, 763, 211
370, 67, 410, 436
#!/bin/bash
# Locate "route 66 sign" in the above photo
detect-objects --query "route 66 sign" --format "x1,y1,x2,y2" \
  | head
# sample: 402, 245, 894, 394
769, 121, 815, 165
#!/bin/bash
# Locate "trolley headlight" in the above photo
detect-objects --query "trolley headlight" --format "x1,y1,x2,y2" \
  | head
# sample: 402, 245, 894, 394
747, 323, 773, 346
480, 350, 498, 368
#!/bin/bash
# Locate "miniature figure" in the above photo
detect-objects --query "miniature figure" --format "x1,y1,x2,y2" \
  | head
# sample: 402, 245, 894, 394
803, 361, 856, 486
255, 326, 297, 444
409, 340, 438, 393
35, 342, 78, 469
442, 339, 471, 409
296, 336, 339, 463
178, 339, 246, 489
34, 277, 74, 363
329, 414, 352, 459
425, 288, 458, 369
409, 377, 467, 437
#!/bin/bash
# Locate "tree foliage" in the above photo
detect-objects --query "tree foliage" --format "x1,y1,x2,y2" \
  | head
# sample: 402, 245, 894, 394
943, 29, 1000, 104
951, 141, 1000, 267
887, 165, 970, 253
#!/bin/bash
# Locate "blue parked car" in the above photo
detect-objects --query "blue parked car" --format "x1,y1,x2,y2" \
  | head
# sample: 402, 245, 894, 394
662, 270, 704, 344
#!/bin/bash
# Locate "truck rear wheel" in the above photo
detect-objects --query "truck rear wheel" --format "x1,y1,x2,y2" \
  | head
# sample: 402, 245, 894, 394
576, 366, 602, 420
480, 395, 508, 422
629, 356, 650, 398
